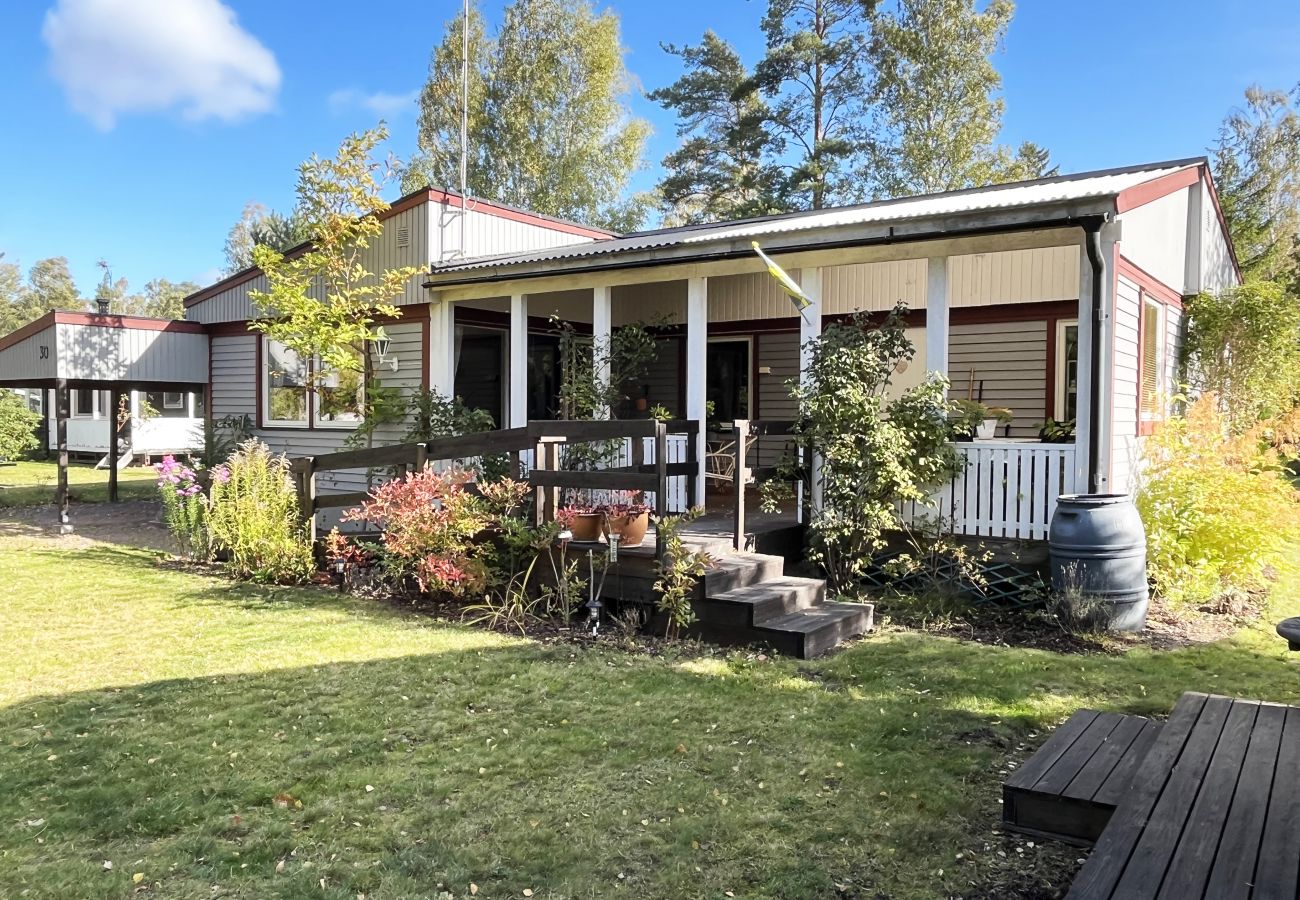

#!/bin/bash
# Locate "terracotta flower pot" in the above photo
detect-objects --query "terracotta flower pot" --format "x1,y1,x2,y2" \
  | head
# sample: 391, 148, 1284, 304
568, 512, 605, 542
606, 511, 649, 548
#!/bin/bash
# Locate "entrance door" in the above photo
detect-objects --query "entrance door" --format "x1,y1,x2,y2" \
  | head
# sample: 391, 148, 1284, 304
707, 338, 751, 426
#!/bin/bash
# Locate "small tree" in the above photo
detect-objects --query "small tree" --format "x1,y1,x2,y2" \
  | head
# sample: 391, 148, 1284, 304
764, 305, 958, 595
0, 391, 40, 460
1182, 280, 1300, 431
250, 124, 422, 444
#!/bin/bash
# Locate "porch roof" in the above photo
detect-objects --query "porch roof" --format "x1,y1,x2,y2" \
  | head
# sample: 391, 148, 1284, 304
425, 158, 1204, 286
0, 311, 208, 390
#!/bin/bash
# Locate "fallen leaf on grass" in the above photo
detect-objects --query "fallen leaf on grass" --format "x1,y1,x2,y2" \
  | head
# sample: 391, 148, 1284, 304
470, 884, 479, 895
272, 792, 302, 810
132, 873, 144, 884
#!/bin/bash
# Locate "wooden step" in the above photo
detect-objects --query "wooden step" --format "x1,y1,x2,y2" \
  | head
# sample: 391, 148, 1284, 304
703, 553, 786, 594
1003, 710, 1161, 846
699, 576, 826, 627
753, 602, 874, 659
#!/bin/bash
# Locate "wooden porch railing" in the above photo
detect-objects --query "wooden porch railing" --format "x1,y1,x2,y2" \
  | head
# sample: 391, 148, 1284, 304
729, 419, 801, 551
288, 419, 704, 556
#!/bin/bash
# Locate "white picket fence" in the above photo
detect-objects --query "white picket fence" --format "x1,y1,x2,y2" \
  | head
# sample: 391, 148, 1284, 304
900, 441, 1078, 541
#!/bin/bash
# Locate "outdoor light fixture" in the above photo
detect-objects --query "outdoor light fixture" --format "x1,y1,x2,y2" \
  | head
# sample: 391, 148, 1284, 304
585, 595, 603, 637
332, 559, 346, 588
372, 328, 399, 372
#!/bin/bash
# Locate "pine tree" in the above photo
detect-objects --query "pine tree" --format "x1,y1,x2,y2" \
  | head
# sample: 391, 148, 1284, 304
648, 32, 783, 224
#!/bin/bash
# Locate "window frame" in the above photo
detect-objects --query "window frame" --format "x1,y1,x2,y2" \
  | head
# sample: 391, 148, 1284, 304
162, 391, 185, 410
1053, 318, 1079, 425
1137, 292, 1168, 435
260, 336, 311, 428
71, 388, 102, 419
312, 353, 365, 429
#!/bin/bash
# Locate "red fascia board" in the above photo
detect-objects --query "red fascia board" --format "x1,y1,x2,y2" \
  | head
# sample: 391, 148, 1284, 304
1116, 256, 1184, 309
1114, 166, 1201, 213
185, 189, 612, 310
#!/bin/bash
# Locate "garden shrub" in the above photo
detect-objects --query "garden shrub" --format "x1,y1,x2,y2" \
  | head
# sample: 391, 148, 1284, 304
342, 468, 531, 599
154, 455, 210, 560
762, 304, 959, 596
207, 440, 315, 583
1136, 395, 1300, 605
0, 391, 40, 461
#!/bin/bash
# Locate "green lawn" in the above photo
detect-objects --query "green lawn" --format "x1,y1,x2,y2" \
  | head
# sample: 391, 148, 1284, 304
0, 460, 157, 507
2, 534, 1299, 899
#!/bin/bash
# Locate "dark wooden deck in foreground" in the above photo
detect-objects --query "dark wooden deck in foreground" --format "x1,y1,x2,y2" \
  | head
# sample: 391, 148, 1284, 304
1004, 710, 1161, 844
1061, 692, 1300, 899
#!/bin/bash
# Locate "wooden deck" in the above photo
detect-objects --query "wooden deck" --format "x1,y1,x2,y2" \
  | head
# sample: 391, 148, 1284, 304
1065, 692, 1300, 899
1004, 710, 1161, 845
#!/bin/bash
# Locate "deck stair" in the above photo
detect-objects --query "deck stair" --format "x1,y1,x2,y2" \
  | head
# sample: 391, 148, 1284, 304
1004, 709, 1161, 845
690, 551, 873, 659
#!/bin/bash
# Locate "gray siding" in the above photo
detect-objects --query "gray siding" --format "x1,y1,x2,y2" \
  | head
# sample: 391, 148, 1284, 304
640, 336, 681, 417
0, 323, 57, 383
948, 320, 1048, 438
756, 332, 799, 422
210, 334, 257, 419
56, 323, 207, 384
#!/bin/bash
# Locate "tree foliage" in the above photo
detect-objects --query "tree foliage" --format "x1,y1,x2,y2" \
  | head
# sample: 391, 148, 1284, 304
865, 0, 1053, 197
1211, 84, 1300, 283
223, 202, 312, 275
648, 32, 784, 225
249, 124, 422, 380
763, 306, 958, 595
405, 0, 650, 232
746, 0, 876, 210
0, 390, 41, 461
1182, 279, 1300, 431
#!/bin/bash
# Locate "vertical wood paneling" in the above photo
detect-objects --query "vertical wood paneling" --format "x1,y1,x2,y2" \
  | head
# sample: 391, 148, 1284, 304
946, 246, 1081, 307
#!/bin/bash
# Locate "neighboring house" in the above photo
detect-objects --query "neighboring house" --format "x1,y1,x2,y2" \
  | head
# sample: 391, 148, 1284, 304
0, 161, 1240, 539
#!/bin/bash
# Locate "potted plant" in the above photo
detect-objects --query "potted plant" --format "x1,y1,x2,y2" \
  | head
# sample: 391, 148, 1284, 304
557, 504, 605, 542
950, 400, 1014, 440
602, 491, 652, 548
1039, 418, 1076, 443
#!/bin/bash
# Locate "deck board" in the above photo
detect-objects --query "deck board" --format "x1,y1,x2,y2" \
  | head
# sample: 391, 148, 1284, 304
1067, 693, 1300, 900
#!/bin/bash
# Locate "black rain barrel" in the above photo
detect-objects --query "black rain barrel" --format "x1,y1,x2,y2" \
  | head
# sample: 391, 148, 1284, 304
1048, 494, 1149, 632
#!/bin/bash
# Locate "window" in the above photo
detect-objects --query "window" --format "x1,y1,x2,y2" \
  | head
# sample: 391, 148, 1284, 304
72, 389, 102, 418
264, 339, 309, 425
1140, 296, 1166, 425
315, 352, 364, 427
1054, 320, 1079, 423
146, 390, 190, 418
163, 391, 184, 410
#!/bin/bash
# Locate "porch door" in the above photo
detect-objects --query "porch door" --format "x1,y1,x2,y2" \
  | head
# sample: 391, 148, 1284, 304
707, 338, 751, 427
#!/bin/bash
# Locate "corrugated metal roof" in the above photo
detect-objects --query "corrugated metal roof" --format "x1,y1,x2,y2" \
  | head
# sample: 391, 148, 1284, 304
429, 159, 1201, 276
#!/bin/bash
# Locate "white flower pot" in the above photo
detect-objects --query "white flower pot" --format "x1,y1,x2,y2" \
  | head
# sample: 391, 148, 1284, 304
976, 418, 1000, 440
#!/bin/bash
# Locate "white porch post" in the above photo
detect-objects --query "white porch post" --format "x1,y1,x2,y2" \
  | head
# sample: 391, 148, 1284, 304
509, 292, 528, 428
798, 267, 823, 516
428, 297, 456, 396
926, 256, 949, 382
592, 285, 612, 419
685, 276, 708, 508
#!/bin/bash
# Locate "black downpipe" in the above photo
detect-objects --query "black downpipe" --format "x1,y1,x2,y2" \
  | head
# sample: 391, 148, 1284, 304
1083, 218, 1106, 492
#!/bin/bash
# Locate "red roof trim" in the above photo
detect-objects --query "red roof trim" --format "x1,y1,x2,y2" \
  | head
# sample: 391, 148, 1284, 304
1117, 255, 1184, 309
184, 187, 612, 311
1114, 166, 1201, 213
0, 311, 203, 354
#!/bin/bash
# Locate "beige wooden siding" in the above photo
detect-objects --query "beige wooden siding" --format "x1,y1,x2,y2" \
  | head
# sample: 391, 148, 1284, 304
947, 321, 1048, 438
188, 203, 430, 325
446, 204, 598, 263
947, 245, 1080, 306
824, 259, 926, 314
1111, 275, 1142, 494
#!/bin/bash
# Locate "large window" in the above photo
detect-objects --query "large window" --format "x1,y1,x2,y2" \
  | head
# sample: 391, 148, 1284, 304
1140, 295, 1166, 426
264, 339, 309, 426
1054, 320, 1079, 423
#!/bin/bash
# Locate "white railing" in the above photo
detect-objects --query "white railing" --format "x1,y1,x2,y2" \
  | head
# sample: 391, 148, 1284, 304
901, 440, 1077, 541
49, 416, 202, 455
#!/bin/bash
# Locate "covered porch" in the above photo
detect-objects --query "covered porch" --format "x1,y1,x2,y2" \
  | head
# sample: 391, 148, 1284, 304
424, 207, 1119, 542
0, 311, 208, 529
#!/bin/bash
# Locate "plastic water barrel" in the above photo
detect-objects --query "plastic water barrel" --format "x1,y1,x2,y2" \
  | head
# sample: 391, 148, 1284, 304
1048, 493, 1149, 631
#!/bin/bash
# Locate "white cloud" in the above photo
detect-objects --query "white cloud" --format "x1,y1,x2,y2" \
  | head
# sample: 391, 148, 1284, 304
327, 88, 419, 118
42, 0, 280, 130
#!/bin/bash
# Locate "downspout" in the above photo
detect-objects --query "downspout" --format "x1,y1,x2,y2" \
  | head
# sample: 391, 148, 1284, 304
1083, 217, 1107, 492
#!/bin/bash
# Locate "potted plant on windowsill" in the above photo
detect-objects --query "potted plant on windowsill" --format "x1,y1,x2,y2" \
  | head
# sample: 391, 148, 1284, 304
602, 491, 652, 548
950, 400, 1014, 440
1039, 418, 1076, 443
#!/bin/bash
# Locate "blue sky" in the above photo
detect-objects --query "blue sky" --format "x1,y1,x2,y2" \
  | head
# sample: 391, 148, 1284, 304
0, 0, 1297, 301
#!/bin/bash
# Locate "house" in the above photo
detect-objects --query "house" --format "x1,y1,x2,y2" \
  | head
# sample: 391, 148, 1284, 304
0, 158, 1239, 540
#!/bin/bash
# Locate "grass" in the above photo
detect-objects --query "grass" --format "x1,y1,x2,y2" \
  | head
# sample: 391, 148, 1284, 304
0, 459, 157, 507
2, 535, 1299, 899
